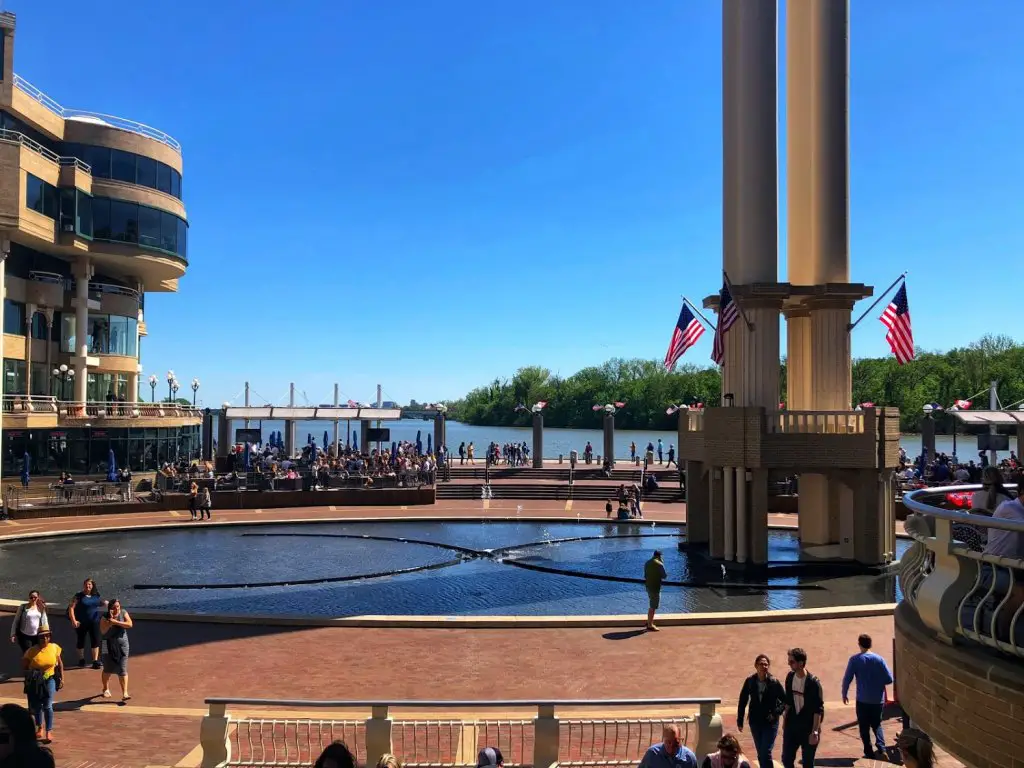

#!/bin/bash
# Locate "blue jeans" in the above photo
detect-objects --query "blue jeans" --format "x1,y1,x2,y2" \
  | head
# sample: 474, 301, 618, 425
856, 701, 885, 754
28, 675, 55, 732
748, 721, 778, 768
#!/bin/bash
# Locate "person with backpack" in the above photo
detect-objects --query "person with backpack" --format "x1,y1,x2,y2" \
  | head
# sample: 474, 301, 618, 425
781, 647, 824, 768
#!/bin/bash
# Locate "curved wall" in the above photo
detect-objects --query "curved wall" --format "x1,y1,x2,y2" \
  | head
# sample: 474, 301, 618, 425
894, 603, 1024, 768
63, 119, 182, 174
91, 178, 186, 219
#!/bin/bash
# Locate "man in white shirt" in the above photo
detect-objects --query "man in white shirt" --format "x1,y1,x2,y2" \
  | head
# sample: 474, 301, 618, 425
985, 495, 1024, 559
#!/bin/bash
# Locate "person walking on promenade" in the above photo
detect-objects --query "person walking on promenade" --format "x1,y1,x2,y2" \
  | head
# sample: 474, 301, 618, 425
700, 734, 751, 768
99, 598, 133, 704
657, 439, 664, 464
666, 445, 677, 469
841, 633, 893, 760
737, 654, 786, 768
67, 579, 105, 669
21, 629, 62, 744
781, 647, 824, 768
644, 550, 667, 631
639, 724, 697, 768
9, 591, 48, 652
458, 442, 466, 465
467, 443, 475, 465
188, 481, 199, 521
630, 441, 637, 462
199, 487, 212, 520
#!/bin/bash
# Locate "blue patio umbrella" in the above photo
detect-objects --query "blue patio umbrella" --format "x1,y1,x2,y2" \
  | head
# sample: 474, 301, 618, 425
352, 430, 358, 451
416, 430, 423, 456
427, 433, 433, 455
107, 448, 118, 482
310, 438, 317, 460
244, 443, 252, 471
323, 430, 329, 450
21, 451, 30, 486
307, 433, 312, 445
391, 441, 398, 466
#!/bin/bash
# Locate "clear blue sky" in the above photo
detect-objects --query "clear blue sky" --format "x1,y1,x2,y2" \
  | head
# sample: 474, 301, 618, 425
10, 1, 1023, 406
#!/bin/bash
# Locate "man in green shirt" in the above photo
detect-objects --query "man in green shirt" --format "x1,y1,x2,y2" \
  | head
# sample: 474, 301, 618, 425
644, 550, 667, 631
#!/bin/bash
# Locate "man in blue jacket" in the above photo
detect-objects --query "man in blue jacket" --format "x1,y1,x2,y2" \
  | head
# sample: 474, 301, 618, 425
841, 633, 894, 759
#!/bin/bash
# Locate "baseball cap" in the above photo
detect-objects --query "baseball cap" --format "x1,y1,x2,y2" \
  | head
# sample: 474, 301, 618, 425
477, 747, 504, 767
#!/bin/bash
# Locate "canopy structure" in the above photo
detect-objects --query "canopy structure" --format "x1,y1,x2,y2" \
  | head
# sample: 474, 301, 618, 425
223, 406, 403, 421
948, 410, 1024, 427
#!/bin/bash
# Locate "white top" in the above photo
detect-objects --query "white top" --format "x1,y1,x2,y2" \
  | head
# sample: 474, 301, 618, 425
970, 489, 1011, 512
985, 498, 1024, 559
19, 605, 43, 636
791, 673, 806, 715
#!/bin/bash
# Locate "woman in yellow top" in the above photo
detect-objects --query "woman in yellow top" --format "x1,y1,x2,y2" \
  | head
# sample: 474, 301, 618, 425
21, 628, 63, 743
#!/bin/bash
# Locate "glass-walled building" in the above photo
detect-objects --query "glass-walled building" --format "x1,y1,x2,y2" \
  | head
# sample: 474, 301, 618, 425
0, 11, 200, 474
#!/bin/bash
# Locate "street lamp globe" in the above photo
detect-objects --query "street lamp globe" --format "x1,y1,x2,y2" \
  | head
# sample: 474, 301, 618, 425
148, 374, 157, 387
68, 369, 75, 378
59, 363, 68, 374
52, 367, 59, 377
166, 370, 175, 384
191, 378, 200, 392
922, 404, 934, 415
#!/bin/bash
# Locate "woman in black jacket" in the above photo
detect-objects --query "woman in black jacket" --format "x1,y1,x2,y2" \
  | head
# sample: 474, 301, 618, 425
736, 654, 786, 768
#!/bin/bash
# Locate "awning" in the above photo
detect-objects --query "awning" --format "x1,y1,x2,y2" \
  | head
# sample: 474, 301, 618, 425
222, 407, 403, 421
949, 410, 1024, 426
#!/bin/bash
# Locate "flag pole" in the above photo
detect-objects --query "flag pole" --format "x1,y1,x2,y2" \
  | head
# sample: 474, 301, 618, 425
848, 271, 908, 332
681, 296, 717, 331
722, 270, 754, 331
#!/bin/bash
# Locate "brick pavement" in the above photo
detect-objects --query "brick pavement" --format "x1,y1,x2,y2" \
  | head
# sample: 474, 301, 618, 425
0, 500, 933, 767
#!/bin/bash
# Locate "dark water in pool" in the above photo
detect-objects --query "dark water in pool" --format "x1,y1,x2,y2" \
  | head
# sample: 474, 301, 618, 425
0, 521, 908, 617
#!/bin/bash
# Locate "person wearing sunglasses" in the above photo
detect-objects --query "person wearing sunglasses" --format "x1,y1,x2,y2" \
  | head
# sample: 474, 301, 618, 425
780, 648, 824, 768
699, 734, 750, 768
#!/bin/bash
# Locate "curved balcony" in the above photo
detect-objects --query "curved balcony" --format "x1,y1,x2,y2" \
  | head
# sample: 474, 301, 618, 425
896, 485, 1024, 765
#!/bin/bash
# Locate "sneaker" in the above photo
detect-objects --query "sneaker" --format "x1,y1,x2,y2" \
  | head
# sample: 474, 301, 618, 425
77, 658, 86, 668
91, 660, 102, 670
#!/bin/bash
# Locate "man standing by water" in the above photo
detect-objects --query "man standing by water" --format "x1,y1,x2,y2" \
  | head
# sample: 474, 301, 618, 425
644, 550, 667, 631
841, 634, 893, 760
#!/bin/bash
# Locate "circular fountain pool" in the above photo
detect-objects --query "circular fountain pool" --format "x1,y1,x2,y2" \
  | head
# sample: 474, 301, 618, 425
0, 521, 907, 617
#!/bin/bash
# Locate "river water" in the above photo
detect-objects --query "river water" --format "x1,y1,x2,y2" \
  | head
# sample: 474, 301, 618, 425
244, 419, 969, 461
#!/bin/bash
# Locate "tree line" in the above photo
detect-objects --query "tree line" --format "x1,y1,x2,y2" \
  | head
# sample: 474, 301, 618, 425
444, 335, 1024, 433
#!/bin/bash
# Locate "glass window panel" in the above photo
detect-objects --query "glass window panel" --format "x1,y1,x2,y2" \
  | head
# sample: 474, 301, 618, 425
82, 145, 111, 178
51, 311, 62, 343
136, 156, 157, 188
157, 163, 171, 194
138, 205, 161, 249
76, 191, 93, 238
177, 218, 187, 259
170, 169, 181, 198
3, 358, 27, 395
59, 188, 75, 231
160, 211, 177, 253
25, 174, 44, 214
61, 313, 76, 353
111, 149, 136, 183
42, 181, 58, 218
92, 197, 111, 240
87, 314, 111, 354
30, 312, 47, 340
108, 316, 132, 356
110, 200, 138, 243
31, 362, 49, 396
4, 299, 25, 335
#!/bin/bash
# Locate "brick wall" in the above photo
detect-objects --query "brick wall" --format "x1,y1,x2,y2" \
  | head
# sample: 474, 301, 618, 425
894, 603, 1024, 768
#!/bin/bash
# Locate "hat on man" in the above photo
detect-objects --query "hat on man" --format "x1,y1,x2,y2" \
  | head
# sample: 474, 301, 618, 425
477, 747, 504, 768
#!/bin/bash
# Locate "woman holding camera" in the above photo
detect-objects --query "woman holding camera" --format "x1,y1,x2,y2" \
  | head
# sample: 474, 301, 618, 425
99, 598, 133, 704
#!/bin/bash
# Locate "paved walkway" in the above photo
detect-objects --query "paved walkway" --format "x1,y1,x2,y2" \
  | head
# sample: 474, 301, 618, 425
0, 500, 935, 767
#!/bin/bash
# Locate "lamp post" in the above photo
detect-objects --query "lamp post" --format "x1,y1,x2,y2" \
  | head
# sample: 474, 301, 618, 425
191, 378, 200, 406
591, 401, 625, 466
52, 364, 74, 401
148, 374, 157, 403
166, 370, 175, 402
171, 379, 180, 403
921, 403, 935, 465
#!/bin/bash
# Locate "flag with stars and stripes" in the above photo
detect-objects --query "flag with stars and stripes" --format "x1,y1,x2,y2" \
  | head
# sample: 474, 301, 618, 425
880, 283, 915, 365
711, 283, 739, 365
664, 304, 705, 370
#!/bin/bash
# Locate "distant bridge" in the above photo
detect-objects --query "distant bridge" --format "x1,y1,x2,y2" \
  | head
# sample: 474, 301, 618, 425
400, 409, 439, 420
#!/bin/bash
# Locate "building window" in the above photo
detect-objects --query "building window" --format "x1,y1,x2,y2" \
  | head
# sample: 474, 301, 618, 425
3, 299, 25, 336
59, 143, 182, 200
25, 174, 58, 218
31, 363, 49, 396
81, 145, 111, 178
157, 163, 171, 194
91, 198, 187, 260
138, 205, 162, 249
92, 197, 111, 240
170, 169, 181, 198
111, 149, 136, 183
84, 314, 138, 356
30, 312, 47, 340
3, 358, 27, 395
77, 190, 93, 238
160, 211, 177, 253
61, 314, 76, 354
110, 200, 138, 243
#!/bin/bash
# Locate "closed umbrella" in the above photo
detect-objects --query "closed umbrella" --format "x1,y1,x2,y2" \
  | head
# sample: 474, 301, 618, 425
416, 430, 423, 456
427, 433, 433, 455
21, 450, 30, 487
323, 430, 329, 451
107, 448, 118, 482
307, 433, 312, 445
391, 441, 398, 466
352, 430, 358, 452
244, 443, 252, 471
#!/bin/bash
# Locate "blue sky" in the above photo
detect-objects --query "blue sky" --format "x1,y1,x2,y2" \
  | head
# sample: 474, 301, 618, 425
10, 1, 1023, 406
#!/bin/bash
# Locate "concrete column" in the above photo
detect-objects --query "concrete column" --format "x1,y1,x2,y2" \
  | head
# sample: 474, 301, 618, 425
43, 307, 53, 395
127, 373, 138, 404
365, 706, 394, 764
332, 384, 340, 458
433, 413, 446, 455
835, 478, 856, 559
784, 309, 812, 409
23, 302, 35, 397
749, 469, 770, 564
602, 412, 615, 466
921, 415, 936, 463
739, 303, 781, 409
723, 466, 735, 561
736, 467, 748, 563
722, 0, 778, 285
684, 460, 709, 545
799, 474, 834, 546
708, 467, 725, 559
73, 258, 91, 404
532, 411, 544, 468
810, 303, 853, 411
216, 410, 229, 458
359, 420, 369, 455
1017, 424, 1024, 461
201, 409, 214, 461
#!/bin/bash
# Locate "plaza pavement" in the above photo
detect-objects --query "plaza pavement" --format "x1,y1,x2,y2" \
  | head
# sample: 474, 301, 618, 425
0, 500, 956, 768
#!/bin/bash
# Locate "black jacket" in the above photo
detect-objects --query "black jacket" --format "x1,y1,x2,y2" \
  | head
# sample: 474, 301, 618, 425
737, 673, 786, 729
784, 670, 825, 729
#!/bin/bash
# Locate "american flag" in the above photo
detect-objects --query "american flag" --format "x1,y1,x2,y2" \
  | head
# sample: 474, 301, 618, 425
880, 283, 915, 365
664, 304, 705, 371
711, 283, 739, 365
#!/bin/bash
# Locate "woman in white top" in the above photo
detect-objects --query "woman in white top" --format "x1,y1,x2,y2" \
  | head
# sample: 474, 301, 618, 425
9, 590, 49, 652
959, 466, 1013, 551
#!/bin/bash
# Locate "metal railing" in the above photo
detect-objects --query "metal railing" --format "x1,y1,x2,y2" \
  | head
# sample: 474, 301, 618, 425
88, 281, 141, 300
901, 484, 1024, 659
13, 73, 182, 154
200, 698, 722, 768
1, 395, 58, 414
767, 410, 865, 435
59, 401, 203, 420
28, 270, 67, 286
0, 127, 92, 172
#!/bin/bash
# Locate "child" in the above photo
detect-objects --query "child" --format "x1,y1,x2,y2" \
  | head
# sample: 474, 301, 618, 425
605, 499, 613, 518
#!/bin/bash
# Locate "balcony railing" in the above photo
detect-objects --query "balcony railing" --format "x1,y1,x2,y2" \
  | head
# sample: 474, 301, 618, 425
28, 270, 68, 287
13, 73, 182, 154
89, 281, 140, 300
767, 410, 864, 434
199, 698, 724, 768
901, 484, 1024, 660
2, 396, 202, 421
0, 127, 92, 172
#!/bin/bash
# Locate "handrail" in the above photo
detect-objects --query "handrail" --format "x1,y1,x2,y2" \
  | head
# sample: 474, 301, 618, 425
13, 73, 182, 154
28, 270, 68, 286
0, 128, 92, 173
903, 484, 1024, 533
205, 697, 722, 707
88, 281, 140, 300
